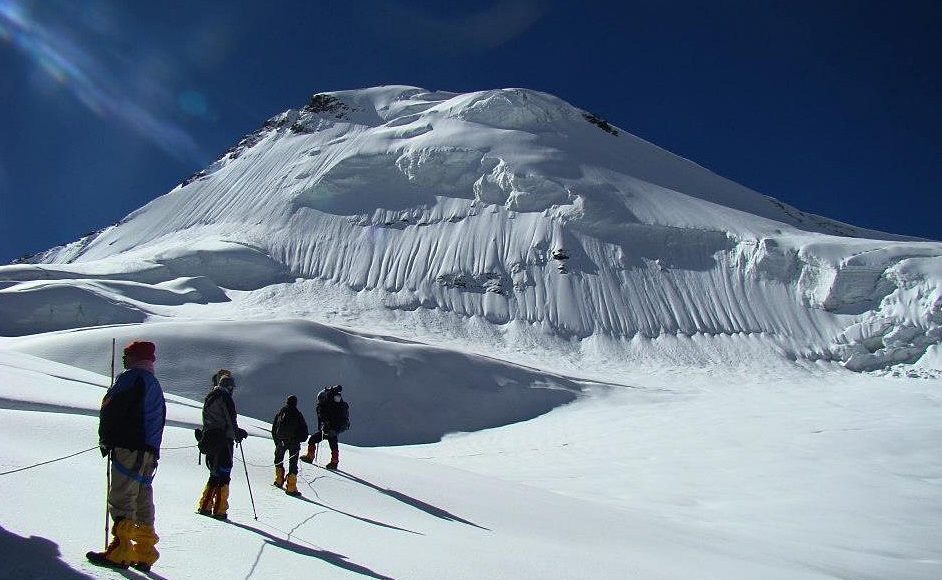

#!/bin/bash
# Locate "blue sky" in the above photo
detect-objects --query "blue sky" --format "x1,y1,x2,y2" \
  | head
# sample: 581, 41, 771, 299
1, 0, 939, 263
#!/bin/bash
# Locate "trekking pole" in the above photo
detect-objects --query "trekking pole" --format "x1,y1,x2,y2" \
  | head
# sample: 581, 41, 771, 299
315, 426, 326, 464
104, 338, 115, 550
110, 338, 115, 387
238, 442, 258, 520
103, 452, 111, 550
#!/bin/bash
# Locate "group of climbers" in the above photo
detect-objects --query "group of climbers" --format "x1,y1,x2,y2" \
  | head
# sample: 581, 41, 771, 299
87, 340, 350, 572
271, 384, 350, 495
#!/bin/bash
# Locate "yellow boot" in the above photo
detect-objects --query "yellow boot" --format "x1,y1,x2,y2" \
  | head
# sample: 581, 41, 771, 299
197, 483, 216, 515
130, 522, 160, 572
299, 441, 316, 464
213, 484, 230, 520
273, 465, 285, 488
285, 473, 302, 496
86, 518, 136, 568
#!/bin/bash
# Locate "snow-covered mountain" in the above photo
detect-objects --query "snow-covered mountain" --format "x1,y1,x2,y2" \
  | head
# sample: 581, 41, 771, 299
4, 85, 940, 373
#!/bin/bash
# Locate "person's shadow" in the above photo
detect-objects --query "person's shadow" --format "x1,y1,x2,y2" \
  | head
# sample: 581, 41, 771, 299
226, 520, 395, 580
0, 525, 93, 579
334, 470, 489, 530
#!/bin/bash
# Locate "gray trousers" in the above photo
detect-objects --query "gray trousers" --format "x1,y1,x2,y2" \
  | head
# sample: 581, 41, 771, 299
109, 447, 158, 525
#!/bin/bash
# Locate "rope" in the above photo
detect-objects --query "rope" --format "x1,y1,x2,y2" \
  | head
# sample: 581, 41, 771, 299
0, 442, 199, 477
239, 450, 301, 469
0, 446, 98, 476
1, 432, 293, 477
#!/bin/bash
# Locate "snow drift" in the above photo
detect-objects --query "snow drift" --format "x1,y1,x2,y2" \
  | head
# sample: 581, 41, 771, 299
5, 319, 580, 446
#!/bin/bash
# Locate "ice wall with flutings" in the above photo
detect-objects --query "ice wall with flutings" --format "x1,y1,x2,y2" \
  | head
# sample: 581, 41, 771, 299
5, 86, 941, 371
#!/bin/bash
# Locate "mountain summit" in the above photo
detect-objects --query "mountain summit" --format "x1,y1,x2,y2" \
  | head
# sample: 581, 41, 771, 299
4, 85, 941, 372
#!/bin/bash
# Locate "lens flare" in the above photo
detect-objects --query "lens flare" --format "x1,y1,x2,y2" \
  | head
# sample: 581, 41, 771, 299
0, 0, 203, 163
178, 89, 209, 118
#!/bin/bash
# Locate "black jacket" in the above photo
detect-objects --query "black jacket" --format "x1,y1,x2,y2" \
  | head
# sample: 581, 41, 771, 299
202, 386, 239, 440
315, 387, 350, 433
272, 405, 309, 444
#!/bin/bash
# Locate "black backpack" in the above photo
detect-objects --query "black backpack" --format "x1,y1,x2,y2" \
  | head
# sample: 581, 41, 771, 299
317, 387, 350, 433
272, 407, 301, 441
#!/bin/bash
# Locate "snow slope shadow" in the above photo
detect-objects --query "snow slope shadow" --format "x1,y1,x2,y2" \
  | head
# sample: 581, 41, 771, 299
225, 519, 395, 580
285, 476, 424, 535
0, 398, 201, 435
334, 470, 488, 530
301, 496, 424, 536
0, 525, 93, 579
9, 319, 582, 446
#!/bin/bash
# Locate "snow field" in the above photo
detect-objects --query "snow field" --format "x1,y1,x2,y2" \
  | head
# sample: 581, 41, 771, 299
1, 343, 940, 579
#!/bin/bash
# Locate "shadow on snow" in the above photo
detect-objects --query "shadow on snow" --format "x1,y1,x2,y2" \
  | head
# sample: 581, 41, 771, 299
334, 470, 489, 530
0, 525, 92, 579
225, 519, 395, 580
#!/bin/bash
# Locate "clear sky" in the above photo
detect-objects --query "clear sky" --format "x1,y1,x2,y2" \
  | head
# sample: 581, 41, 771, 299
1, 0, 939, 263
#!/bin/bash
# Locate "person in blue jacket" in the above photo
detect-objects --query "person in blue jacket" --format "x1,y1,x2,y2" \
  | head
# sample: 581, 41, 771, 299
87, 340, 166, 572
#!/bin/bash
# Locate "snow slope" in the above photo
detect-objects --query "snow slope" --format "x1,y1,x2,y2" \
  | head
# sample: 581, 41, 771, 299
4, 85, 940, 372
1, 345, 939, 579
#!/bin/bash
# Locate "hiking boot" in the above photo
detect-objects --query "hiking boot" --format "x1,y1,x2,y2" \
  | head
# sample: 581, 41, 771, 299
213, 484, 230, 519
299, 441, 316, 464
285, 473, 302, 496
196, 483, 216, 515
86, 519, 135, 569
130, 522, 159, 571
326, 448, 339, 470
274, 465, 285, 488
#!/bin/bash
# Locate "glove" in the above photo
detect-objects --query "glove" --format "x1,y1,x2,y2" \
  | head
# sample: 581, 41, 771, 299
236, 428, 248, 442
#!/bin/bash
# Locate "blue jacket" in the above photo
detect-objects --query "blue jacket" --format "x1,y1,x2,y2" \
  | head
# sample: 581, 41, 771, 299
99, 368, 166, 456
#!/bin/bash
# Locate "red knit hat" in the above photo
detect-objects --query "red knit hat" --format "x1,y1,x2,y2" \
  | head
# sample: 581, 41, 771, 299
123, 341, 156, 362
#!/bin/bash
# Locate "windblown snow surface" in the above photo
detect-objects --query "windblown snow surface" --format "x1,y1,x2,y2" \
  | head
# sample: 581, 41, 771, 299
1, 86, 940, 578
